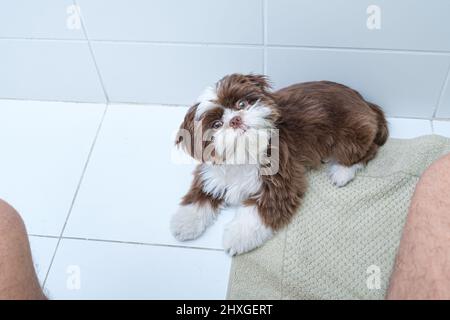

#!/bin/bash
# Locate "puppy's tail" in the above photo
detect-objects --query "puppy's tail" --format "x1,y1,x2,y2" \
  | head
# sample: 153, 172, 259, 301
367, 102, 389, 146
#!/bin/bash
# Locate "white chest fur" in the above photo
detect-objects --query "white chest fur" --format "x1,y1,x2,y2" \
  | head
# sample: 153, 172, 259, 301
199, 164, 262, 206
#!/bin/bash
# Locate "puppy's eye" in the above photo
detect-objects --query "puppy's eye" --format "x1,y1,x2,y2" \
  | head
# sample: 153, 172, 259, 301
212, 120, 223, 129
237, 100, 248, 109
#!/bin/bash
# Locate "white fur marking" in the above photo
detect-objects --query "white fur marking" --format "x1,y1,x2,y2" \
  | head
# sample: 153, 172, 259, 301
195, 86, 218, 120
328, 162, 363, 187
200, 164, 262, 206
223, 205, 273, 256
220, 102, 273, 130
170, 202, 217, 241
213, 102, 272, 163
243, 101, 273, 129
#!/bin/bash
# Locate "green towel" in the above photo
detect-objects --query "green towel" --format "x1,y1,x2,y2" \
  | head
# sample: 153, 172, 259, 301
227, 135, 450, 300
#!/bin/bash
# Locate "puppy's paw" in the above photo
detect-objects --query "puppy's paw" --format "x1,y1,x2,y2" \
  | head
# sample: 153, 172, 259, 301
170, 203, 216, 241
222, 206, 273, 256
328, 162, 363, 187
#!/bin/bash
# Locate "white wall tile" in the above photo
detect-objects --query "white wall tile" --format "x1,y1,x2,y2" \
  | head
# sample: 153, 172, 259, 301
435, 74, 450, 118
267, 48, 450, 118
77, 0, 262, 44
0, 39, 106, 102
92, 42, 263, 105
267, 0, 450, 52
0, 0, 84, 39
432, 121, 450, 137
0, 100, 105, 236
45, 239, 231, 299
0, 0, 449, 120
387, 118, 432, 139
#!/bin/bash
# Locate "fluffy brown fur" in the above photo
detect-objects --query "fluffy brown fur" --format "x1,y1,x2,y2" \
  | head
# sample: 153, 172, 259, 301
176, 74, 388, 231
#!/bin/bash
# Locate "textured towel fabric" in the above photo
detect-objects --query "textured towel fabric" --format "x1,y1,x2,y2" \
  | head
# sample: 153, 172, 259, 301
227, 135, 450, 300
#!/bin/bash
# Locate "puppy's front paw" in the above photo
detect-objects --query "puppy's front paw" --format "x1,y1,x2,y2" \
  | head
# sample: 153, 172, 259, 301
222, 206, 273, 256
170, 204, 216, 241
328, 162, 363, 187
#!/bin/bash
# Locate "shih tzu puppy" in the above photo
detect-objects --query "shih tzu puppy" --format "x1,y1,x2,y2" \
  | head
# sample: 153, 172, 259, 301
171, 74, 388, 256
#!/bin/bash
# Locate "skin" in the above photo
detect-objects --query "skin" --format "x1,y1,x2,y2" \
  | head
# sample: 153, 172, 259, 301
387, 154, 450, 299
0, 200, 46, 300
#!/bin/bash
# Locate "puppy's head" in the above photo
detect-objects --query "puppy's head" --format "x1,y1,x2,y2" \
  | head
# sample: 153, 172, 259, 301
176, 74, 279, 164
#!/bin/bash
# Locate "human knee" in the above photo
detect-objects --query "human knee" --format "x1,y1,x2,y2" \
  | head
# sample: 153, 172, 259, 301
415, 154, 450, 192
425, 153, 450, 176
0, 199, 26, 235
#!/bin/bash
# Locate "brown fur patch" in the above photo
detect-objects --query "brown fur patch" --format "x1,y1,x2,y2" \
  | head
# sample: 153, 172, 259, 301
175, 105, 225, 162
181, 166, 223, 210
216, 74, 275, 111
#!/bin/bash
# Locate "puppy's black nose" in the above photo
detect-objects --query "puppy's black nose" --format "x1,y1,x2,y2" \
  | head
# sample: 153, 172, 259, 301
229, 116, 243, 129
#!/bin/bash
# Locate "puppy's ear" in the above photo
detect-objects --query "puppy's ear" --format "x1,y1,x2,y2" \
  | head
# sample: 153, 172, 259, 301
175, 103, 198, 156
245, 74, 271, 92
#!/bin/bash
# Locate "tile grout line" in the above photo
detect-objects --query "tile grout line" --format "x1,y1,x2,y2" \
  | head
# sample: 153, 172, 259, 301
386, 115, 435, 121
42, 103, 109, 286
0, 97, 106, 104
0, 97, 189, 109
29, 234, 224, 252
262, 0, 268, 74
264, 44, 450, 56
29, 234, 60, 239
432, 61, 450, 119
73, 0, 110, 103
2, 36, 450, 56
3, 97, 450, 122
0, 37, 87, 42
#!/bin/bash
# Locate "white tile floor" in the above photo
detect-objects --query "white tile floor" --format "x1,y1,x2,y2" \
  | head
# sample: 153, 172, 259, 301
0, 99, 448, 299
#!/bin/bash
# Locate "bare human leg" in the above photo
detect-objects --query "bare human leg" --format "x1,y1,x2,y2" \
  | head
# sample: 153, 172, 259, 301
0, 200, 46, 300
387, 154, 450, 299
